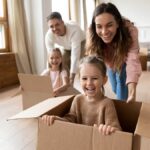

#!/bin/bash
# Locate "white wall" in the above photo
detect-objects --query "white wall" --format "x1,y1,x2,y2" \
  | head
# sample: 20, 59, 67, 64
111, 0, 150, 26
110, 0, 150, 44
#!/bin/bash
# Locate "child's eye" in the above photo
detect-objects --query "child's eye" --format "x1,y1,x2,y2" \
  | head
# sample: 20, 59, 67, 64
92, 78, 98, 80
82, 77, 87, 81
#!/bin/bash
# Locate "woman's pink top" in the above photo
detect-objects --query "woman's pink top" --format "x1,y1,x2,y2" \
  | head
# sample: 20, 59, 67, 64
105, 21, 142, 84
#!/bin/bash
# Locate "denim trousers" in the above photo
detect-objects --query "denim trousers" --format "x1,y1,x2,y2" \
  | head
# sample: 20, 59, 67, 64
107, 64, 128, 100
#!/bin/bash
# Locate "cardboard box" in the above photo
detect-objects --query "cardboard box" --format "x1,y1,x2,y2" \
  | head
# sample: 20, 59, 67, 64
18, 73, 53, 110
18, 73, 80, 110
136, 71, 150, 102
9, 95, 150, 150
139, 48, 148, 71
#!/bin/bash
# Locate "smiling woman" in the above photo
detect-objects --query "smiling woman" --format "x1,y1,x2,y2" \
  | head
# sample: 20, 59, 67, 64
85, 2, 142, 102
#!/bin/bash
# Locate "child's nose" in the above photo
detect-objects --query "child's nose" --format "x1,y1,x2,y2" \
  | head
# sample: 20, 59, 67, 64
87, 79, 92, 85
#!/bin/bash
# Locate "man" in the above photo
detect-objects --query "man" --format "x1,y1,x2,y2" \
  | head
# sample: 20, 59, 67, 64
45, 12, 85, 84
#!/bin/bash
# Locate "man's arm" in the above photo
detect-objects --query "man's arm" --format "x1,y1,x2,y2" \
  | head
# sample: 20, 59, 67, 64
45, 30, 55, 53
69, 73, 76, 85
70, 43, 81, 84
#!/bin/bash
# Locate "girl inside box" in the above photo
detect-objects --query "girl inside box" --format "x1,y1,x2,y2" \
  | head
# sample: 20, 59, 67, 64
42, 56, 121, 135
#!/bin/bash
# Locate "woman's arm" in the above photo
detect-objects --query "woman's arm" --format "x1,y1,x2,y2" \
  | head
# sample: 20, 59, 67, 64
127, 82, 137, 102
125, 23, 142, 102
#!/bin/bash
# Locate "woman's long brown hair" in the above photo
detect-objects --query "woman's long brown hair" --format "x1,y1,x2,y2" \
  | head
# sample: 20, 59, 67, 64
85, 3, 132, 71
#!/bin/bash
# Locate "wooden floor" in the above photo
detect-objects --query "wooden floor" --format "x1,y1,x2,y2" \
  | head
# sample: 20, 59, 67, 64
0, 85, 38, 150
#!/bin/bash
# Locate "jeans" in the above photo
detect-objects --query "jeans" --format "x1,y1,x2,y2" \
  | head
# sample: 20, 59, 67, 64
107, 63, 128, 100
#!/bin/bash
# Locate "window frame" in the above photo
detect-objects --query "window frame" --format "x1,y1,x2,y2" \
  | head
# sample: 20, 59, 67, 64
0, 0, 10, 52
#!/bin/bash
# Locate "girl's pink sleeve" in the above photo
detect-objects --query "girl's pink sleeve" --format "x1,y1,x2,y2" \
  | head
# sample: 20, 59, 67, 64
126, 24, 142, 84
61, 70, 68, 78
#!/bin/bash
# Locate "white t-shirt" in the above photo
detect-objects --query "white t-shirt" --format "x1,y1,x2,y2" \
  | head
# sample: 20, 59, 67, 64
45, 22, 85, 74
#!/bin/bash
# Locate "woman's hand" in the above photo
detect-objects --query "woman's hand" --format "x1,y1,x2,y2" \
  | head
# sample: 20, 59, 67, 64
127, 82, 137, 103
41, 115, 56, 126
94, 124, 117, 135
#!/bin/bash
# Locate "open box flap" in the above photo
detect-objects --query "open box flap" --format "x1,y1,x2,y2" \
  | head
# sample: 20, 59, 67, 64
8, 95, 74, 120
22, 91, 53, 110
135, 102, 150, 138
18, 73, 53, 93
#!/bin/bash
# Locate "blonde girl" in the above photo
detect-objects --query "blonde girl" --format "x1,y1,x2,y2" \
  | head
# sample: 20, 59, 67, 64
42, 56, 121, 135
41, 48, 69, 96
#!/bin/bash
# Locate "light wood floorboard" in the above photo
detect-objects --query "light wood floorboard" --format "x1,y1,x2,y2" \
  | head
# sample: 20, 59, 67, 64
0, 85, 37, 150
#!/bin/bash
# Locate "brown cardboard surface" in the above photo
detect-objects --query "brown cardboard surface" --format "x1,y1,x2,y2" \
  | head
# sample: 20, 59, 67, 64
18, 73, 53, 92
135, 103, 150, 138
133, 135, 150, 150
136, 71, 150, 102
8, 95, 74, 120
113, 100, 142, 132
8, 94, 150, 150
37, 120, 132, 150
140, 48, 148, 55
18, 73, 53, 109
37, 120, 93, 150
93, 128, 132, 150
22, 91, 52, 110
18, 73, 80, 109
139, 48, 148, 71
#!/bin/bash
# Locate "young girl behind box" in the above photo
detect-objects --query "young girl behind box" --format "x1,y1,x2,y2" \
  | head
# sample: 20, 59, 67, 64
41, 48, 69, 97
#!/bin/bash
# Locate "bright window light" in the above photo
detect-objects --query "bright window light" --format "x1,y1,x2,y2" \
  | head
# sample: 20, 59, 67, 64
0, 25, 5, 49
51, 0, 69, 21
0, 0, 4, 17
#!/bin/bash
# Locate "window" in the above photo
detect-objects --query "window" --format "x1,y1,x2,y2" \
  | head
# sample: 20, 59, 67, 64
0, 0, 9, 52
51, 0, 95, 30
51, 0, 69, 22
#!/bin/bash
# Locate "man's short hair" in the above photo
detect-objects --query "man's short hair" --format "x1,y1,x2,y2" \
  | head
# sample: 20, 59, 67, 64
47, 12, 62, 22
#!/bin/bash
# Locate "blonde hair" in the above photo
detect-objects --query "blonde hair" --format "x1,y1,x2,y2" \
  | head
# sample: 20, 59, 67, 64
85, 3, 133, 71
48, 48, 63, 72
79, 56, 107, 94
